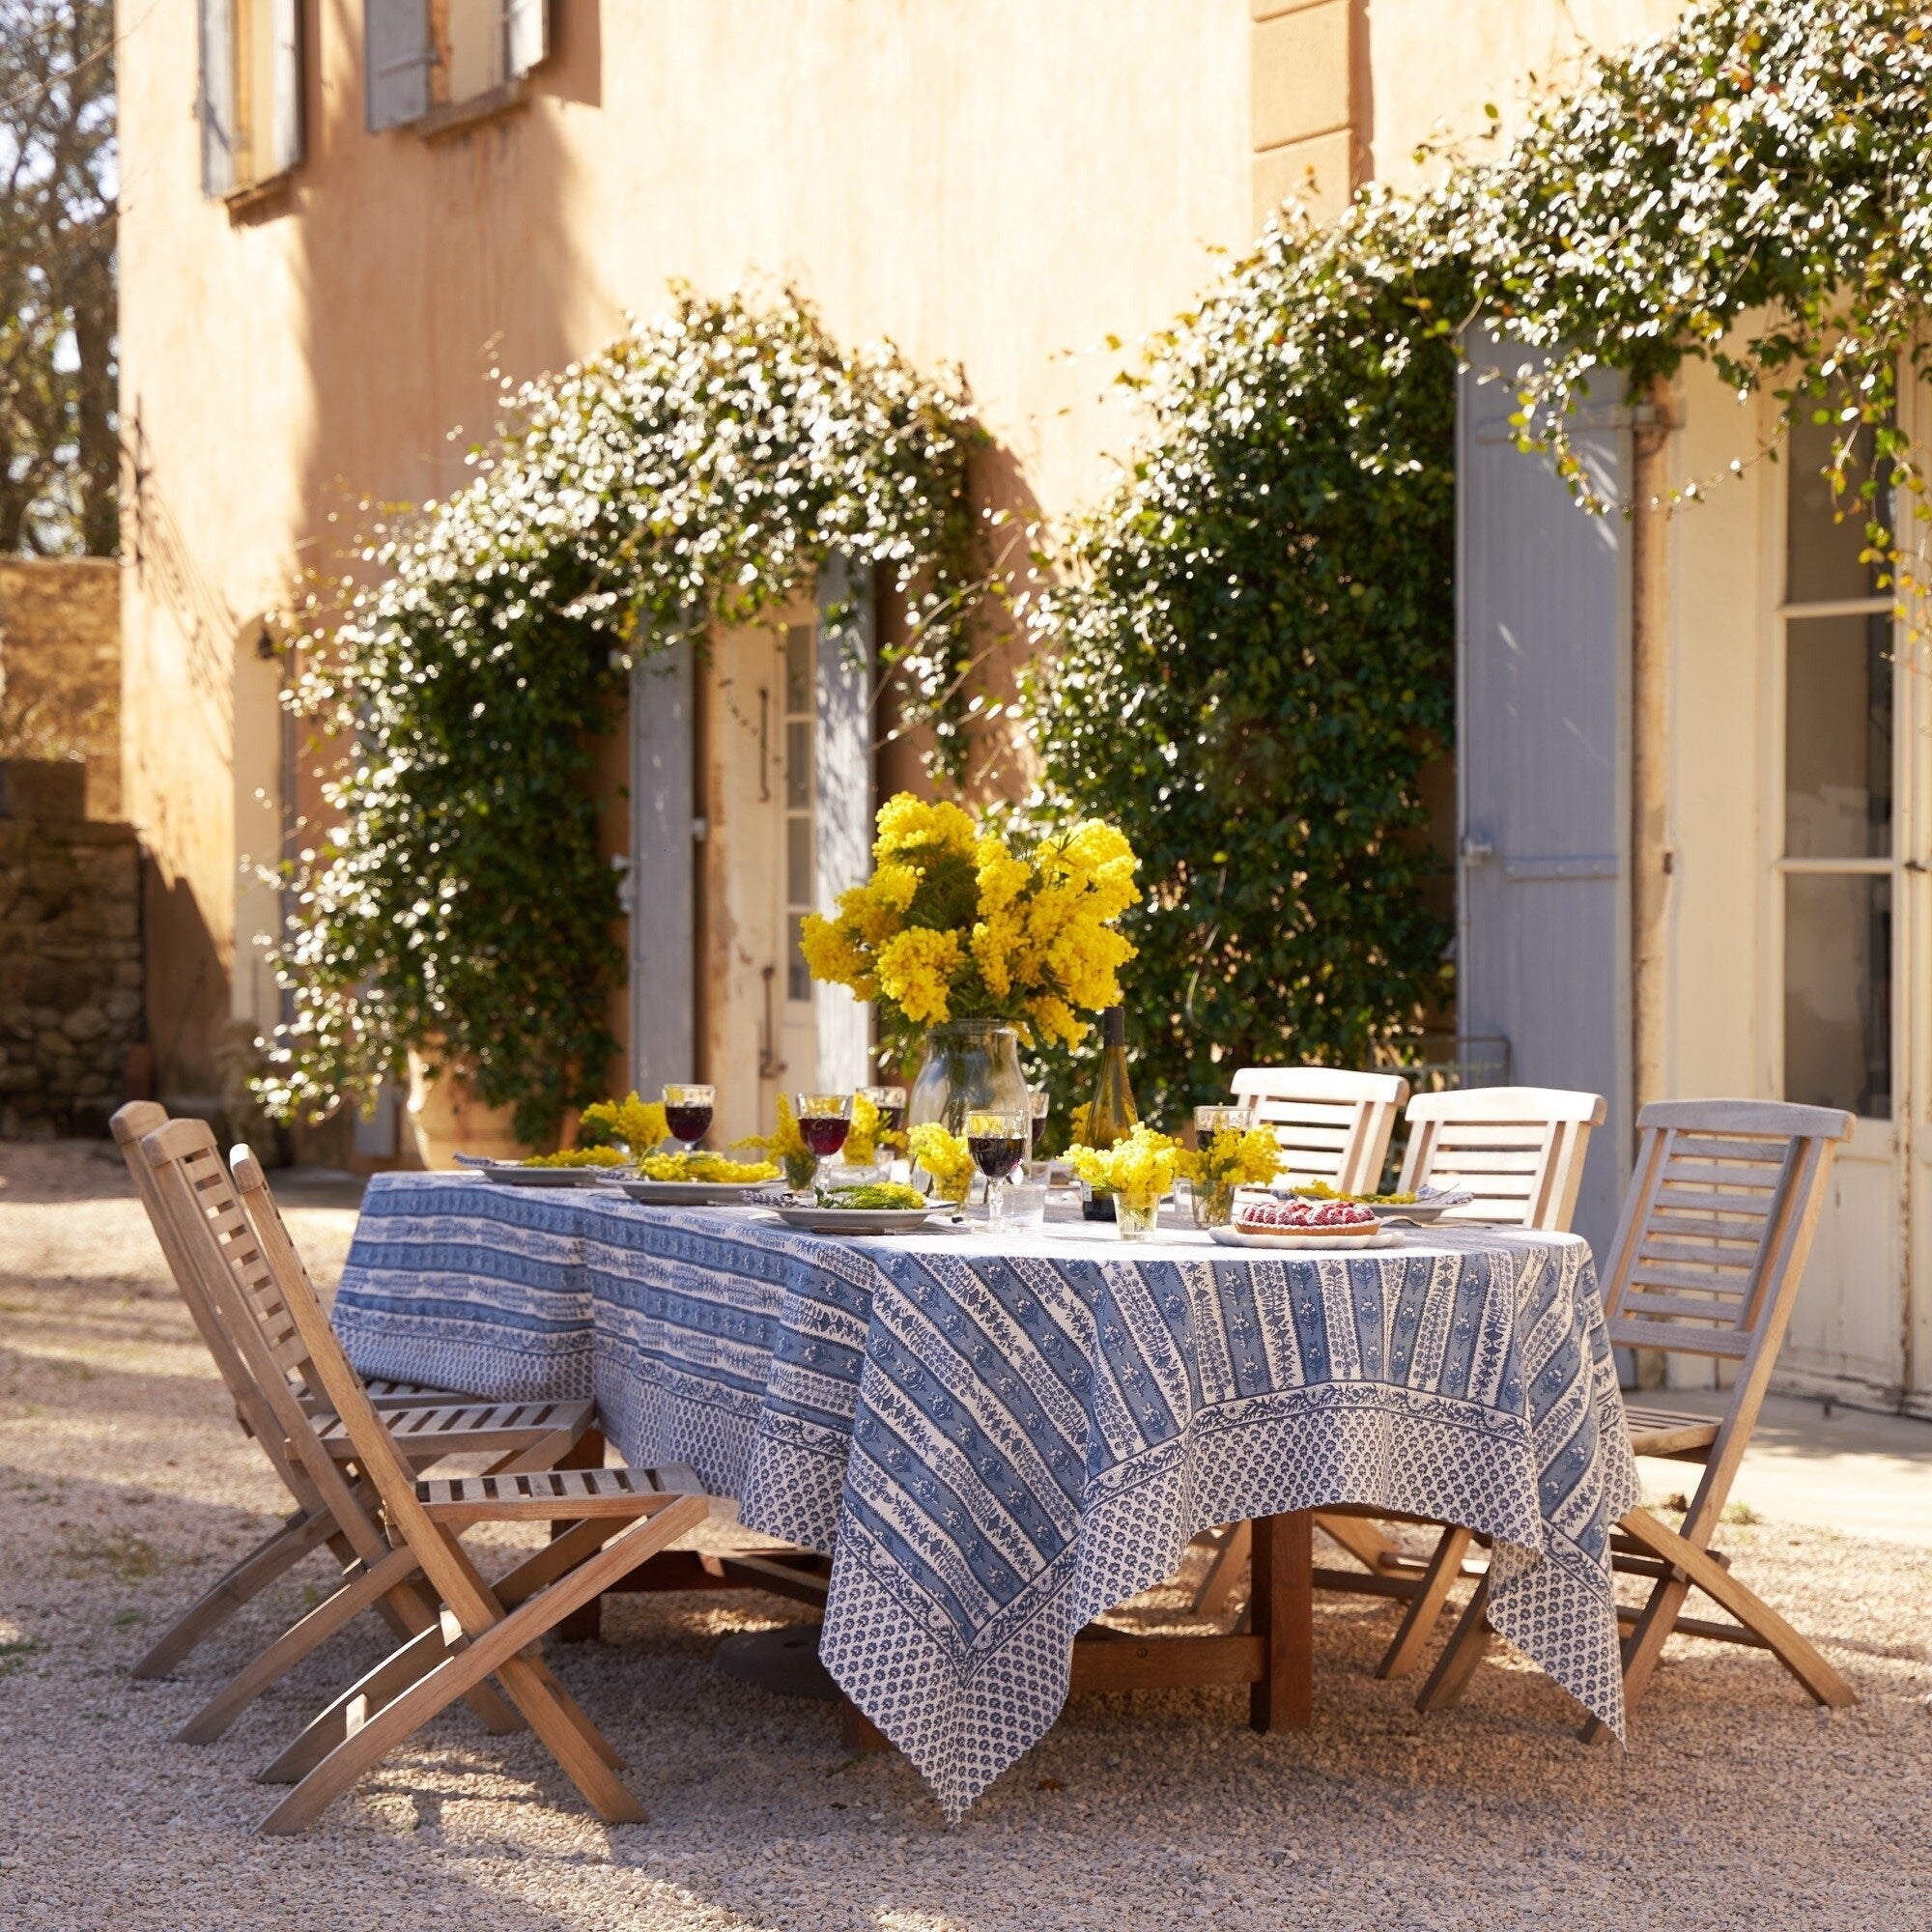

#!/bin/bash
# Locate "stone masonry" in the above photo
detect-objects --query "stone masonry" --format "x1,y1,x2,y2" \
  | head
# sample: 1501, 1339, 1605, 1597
0, 803, 143, 1137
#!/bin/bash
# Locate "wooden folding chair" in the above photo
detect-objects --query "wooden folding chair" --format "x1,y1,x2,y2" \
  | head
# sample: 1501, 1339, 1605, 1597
1191, 1067, 1411, 1613
221, 1144, 708, 1833
1414, 1098, 1858, 1729
1337, 1083, 1613, 1674
1229, 1065, 1409, 1196
1397, 1084, 1605, 1228
136, 1117, 601, 1742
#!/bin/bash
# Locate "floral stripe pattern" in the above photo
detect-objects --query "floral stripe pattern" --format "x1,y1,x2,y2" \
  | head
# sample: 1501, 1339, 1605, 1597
332, 1178, 1637, 1819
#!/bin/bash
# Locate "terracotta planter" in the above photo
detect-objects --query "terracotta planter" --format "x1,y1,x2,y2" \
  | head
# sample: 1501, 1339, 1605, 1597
405, 1048, 534, 1169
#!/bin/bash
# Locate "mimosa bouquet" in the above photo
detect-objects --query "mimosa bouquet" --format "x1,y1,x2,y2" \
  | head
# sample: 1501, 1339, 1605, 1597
733, 1095, 819, 1192
578, 1093, 669, 1154
1178, 1124, 1285, 1225
1066, 1123, 1180, 1215
800, 793, 1140, 1051
841, 1093, 904, 1166
907, 1122, 976, 1206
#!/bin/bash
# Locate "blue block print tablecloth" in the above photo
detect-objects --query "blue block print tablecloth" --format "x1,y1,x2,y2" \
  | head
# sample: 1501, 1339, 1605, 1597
332, 1176, 1639, 1820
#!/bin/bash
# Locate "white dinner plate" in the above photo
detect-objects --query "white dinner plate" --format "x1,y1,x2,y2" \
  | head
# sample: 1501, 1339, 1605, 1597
604, 1177, 775, 1207
771, 1205, 945, 1236
1210, 1224, 1406, 1252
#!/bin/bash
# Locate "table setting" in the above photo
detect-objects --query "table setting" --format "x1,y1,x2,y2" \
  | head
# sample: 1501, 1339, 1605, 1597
335, 1155, 1637, 1819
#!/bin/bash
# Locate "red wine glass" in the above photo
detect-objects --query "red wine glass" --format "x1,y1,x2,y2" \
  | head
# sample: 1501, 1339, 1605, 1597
663, 1083, 715, 1154
794, 1093, 852, 1192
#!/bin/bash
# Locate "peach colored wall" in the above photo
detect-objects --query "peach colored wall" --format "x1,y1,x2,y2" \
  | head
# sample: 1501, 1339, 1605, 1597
119, 0, 1701, 1095
119, 0, 1254, 1090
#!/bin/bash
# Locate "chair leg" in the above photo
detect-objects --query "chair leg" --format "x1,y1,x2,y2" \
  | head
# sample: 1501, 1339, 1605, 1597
1316, 1513, 1405, 1575
1414, 1573, 1491, 1712
1378, 1526, 1474, 1679
132, 1508, 336, 1678
1580, 1508, 1857, 1742
1190, 1520, 1251, 1615
176, 1543, 422, 1744
260, 1496, 705, 1833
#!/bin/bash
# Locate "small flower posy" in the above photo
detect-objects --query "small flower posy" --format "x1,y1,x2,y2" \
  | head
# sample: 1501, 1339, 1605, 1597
1066, 1123, 1181, 1215
907, 1122, 977, 1206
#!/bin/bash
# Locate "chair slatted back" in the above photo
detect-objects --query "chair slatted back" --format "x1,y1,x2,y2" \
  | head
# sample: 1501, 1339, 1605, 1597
1229, 1067, 1409, 1196
1602, 1100, 1851, 1362
112, 1102, 307, 1484
228, 1146, 506, 1634
1397, 1086, 1606, 1231
1599, 1098, 1851, 1542
139, 1120, 389, 1561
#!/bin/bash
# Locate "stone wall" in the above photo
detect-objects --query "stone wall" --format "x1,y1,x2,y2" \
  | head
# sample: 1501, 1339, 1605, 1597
0, 557, 122, 820
0, 801, 144, 1137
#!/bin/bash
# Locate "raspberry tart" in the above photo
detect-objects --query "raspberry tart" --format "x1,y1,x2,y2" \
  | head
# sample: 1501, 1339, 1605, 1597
1233, 1197, 1381, 1238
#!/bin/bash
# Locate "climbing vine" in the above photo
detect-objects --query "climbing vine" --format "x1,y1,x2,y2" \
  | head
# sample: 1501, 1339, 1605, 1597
258, 290, 980, 1142
1032, 0, 1932, 1121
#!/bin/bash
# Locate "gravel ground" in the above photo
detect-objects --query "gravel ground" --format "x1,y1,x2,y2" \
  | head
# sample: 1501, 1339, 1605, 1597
1, 1138, 1927, 1932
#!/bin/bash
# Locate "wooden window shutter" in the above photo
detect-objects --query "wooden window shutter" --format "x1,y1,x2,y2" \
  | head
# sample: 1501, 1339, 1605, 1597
198, 0, 238, 196
364, 0, 432, 130
270, 0, 305, 175
504, 0, 548, 79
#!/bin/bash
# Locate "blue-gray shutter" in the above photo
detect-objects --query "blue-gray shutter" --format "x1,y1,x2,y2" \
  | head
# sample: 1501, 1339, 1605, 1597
364, 0, 432, 130
270, 0, 304, 175
1456, 340, 1632, 1263
504, 0, 548, 77
814, 556, 875, 1090
629, 642, 696, 1095
198, 0, 238, 196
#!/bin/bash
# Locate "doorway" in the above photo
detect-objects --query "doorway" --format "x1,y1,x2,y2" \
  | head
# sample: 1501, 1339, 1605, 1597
1772, 390, 1930, 1415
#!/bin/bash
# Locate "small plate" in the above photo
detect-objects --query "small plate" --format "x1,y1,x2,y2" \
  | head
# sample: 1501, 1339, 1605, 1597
605, 1177, 775, 1207
1369, 1200, 1449, 1224
1210, 1224, 1406, 1252
772, 1205, 943, 1236
483, 1166, 629, 1187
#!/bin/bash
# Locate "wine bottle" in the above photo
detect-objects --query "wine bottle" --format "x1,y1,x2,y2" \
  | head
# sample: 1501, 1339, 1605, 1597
1081, 1005, 1139, 1221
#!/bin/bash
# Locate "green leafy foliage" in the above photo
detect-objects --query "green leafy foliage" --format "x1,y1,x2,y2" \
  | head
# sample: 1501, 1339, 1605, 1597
258, 290, 980, 1142
1033, 0, 1932, 1120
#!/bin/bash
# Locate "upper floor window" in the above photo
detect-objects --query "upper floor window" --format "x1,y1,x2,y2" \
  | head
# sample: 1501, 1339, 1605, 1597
199, 0, 304, 198
364, 0, 548, 132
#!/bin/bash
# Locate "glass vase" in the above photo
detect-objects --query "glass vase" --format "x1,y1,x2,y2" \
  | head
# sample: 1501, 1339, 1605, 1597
1190, 1178, 1237, 1229
907, 1020, 1031, 1197
1115, 1197, 1160, 1241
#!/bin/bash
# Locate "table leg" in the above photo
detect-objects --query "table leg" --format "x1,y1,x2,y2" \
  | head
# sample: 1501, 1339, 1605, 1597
1249, 1509, 1313, 1731
840, 1697, 892, 1753
554, 1427, 605, 1642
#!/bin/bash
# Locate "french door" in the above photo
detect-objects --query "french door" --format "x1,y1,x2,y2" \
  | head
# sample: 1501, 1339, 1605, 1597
1773, 388, 1931, 1414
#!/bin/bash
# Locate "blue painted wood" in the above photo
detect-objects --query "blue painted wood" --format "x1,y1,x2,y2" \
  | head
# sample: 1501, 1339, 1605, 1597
629, 640, 695, 1094
1457, 343, 1632, 1263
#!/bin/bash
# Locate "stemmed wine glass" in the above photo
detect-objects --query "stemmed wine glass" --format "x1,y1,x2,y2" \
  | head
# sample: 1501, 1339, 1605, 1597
1028, 1084, 1050, 1167
857, 1084, 907, 1135
663, 1084, 715, 1155
966, 1107, 1030, 1226
794, 1093, 852, 1193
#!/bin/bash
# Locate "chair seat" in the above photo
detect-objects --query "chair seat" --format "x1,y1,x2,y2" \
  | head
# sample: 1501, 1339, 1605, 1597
1623, 1405, 1721, 1457
313, 1398, 594, 1463
418, 1464, 689, 1523
364, 1377, 486, 1408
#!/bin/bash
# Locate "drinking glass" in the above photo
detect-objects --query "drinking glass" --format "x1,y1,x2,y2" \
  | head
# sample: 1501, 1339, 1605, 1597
663, 1083, 716, 1153
794, 1092, 852, 1191
1002, 1179, 1049, 1233
966, 1107, 1030, 1226
1028, 1083, 1050, 1161
858, 1084, 908, 1137
1190, 1102, 1251, 1226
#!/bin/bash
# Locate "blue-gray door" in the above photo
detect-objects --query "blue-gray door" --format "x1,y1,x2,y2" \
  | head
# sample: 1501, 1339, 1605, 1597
1456, 350, 1631, 1264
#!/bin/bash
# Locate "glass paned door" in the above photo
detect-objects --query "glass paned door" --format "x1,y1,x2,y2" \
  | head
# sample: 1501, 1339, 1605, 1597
1776, 401, 1911, 1400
